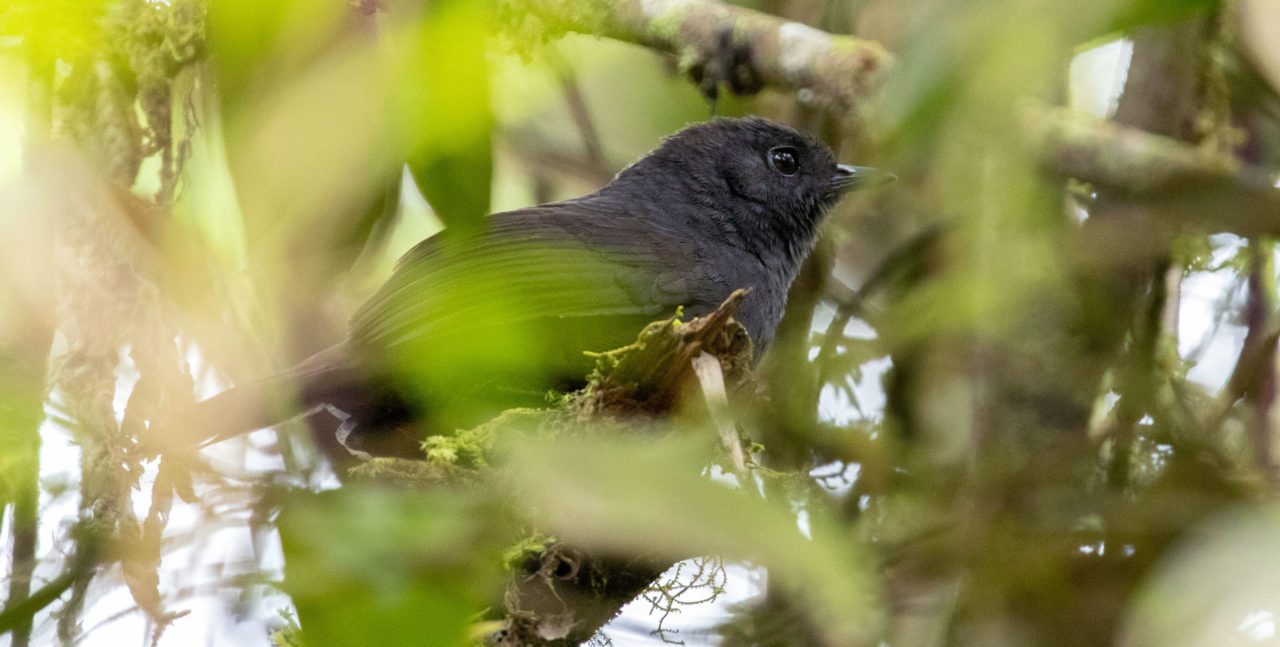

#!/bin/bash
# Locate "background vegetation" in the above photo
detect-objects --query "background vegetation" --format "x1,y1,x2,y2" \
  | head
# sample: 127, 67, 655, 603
1, 0, 1279, 645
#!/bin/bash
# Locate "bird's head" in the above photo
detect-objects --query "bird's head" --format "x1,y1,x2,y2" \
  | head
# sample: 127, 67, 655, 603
618, 116, 890, 247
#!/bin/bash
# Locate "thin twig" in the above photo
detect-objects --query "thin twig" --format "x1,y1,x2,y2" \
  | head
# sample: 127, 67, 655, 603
692, 351, 747, 476
1240, 240, 1277, 481
0, 572, 77, 635
815, 226, 941, 388
546, 49, 609, 174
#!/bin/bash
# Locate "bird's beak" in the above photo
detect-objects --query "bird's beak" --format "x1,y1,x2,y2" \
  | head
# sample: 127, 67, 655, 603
829, 164, 895, 194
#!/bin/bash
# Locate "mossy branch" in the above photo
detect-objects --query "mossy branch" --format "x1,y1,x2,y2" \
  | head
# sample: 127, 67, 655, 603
1026, 104, 1280, 236
355, 291, 756, 646
499, 0, 891, 114
498, 291, 753, 645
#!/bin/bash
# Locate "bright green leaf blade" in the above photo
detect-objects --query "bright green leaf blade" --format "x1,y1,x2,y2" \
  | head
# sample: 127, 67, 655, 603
278, 486, 505, 647
401, 0, 494, 231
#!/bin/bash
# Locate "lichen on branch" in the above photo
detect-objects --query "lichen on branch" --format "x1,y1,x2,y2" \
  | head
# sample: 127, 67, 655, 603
499, 0, 891, 114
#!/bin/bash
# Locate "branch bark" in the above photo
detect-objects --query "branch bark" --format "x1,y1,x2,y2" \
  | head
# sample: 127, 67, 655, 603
500, 0, 891, 114
1025, 104, 1280, 237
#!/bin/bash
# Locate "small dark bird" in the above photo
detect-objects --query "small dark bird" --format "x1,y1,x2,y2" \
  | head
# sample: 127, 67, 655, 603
181, 117, 888, 459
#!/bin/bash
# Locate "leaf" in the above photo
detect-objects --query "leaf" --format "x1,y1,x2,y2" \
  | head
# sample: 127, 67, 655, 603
400, 0, 494, 231
502, 435, 882, 644
1240, 0, 1280, 96
1109, 0, 1220, 32
206, 0, 350, 109
1121, 505, 1280, 646
276, 486, 505, 647
0, 0, 110, 63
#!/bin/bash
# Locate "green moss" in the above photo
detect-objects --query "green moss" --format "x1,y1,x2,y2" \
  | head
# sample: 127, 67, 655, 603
420, 407, 549, 469
495, 0, 614, 57
268, 609, 303, 647
502, 532, 557, 571
348, 457, 463, 487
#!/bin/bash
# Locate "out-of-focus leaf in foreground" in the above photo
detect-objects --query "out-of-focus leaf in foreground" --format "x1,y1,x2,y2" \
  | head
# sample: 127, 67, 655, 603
206, 0, 351, 108
277, 486, 506, 647
1110, 0, 1219, 33
400, 0, 494, 231
0, 0, 109, 62
502, 435, 882, 644
1240, 0, 1280, 97
1120, 505, 1280, 646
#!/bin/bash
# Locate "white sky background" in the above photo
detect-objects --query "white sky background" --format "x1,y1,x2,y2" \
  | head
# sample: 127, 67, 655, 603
0, 36, 1269, 647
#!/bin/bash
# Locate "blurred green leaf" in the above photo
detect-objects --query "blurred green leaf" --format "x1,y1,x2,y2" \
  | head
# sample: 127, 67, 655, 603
1121, 505, 1280, 646
278, 486, 505, 647
1110, 0, 1219, 32
0, 0, 109, 62
502, 435, 882, 644
206, 0, 349, 108
401, 0, 494, 231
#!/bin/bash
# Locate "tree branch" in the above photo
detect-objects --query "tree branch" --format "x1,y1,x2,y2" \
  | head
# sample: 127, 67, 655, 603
353, 291, 756, 645
1025, 104, 1280, 236
500, 0, 891, 114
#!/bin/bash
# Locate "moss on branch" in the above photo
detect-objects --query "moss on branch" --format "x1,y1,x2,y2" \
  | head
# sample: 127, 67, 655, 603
350, 291, 755, 646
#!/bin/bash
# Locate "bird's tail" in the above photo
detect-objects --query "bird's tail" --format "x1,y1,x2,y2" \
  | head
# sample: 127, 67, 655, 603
146, 342, 357, 452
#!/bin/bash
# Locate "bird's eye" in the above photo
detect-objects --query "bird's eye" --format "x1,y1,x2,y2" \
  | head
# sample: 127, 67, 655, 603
767, 146, 799, 176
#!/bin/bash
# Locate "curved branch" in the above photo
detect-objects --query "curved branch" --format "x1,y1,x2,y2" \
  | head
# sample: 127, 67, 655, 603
501, 0, 891, 114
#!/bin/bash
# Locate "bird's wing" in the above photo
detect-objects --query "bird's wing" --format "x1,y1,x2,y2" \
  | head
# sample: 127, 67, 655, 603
348, 197, 697, 352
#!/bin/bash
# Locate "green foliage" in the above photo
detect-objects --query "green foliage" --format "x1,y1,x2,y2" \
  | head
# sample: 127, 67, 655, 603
503, 435, 881, 644
5, 0, 1280, 644
276, 487, 506, 647
0, 0, 111, 61
403, 0, 494, 231
1110, 0, 1220, 33
206, 0, 348, 108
